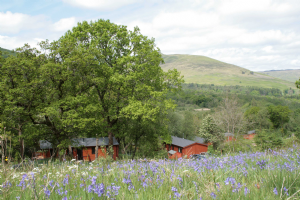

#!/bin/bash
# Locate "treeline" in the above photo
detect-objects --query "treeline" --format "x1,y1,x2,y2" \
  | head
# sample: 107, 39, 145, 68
168, 84, 300, 110
0, 20, 182, 162
184, 83, 298, 97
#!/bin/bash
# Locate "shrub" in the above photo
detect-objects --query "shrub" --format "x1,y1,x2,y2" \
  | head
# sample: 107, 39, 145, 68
219, 138, 256, 153
254, 130, 283, 150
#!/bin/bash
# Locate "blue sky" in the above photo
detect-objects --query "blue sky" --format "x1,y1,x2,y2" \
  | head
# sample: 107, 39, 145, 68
1, 0, 300, 71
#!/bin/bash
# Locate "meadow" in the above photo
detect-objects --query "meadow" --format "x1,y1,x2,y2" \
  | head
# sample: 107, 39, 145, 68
1, 147, 300, 200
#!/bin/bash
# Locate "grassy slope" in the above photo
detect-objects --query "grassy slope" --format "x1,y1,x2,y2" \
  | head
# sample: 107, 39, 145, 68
161, 54, 296, 90
260, 70, 300, 83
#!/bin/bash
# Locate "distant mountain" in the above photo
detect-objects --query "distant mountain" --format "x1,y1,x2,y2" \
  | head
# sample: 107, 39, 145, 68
259, 69, 300, 83
160, 54, 296, 90
0, 47, 15, 58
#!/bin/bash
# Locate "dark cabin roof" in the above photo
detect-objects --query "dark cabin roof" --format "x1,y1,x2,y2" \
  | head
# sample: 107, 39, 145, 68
247, 130, 256, 134
224, 132, 234, 137
194, 136, 206, 144
171, 136, 202, 148
39, 137, 119, 149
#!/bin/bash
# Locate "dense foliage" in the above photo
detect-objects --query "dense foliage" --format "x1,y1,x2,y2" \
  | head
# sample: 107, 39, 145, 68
166, 82, 300, 150
0, 20, 182, 161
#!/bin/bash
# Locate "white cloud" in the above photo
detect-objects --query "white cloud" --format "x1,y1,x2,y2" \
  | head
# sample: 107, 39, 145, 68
52, 17, 77, 32
0, 12, 79, 50
0, 35, 39, 50
0, 11, 48, 34
217, 0, 291, 15
121, 0, 300, 71
2, 0, 300, 71
62, 0, 140, 11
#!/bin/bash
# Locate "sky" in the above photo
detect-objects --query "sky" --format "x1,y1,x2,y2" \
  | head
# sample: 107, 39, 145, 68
0, 0, 300, 71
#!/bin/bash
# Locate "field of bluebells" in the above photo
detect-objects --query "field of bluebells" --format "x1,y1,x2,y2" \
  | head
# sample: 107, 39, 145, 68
1, 146, 300, 200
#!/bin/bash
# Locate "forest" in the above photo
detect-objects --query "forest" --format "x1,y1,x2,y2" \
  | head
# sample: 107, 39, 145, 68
166, 82, 300, 152
1, 19, 300, 163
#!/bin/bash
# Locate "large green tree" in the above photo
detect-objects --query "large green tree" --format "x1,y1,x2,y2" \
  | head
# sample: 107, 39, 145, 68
198, 115, 224, 150
0, 45, 46, 160
44, 19, 183, 148
267, 105, 291, 130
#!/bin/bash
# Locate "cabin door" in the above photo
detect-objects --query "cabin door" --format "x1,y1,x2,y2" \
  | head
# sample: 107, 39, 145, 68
77, 149, 83, 160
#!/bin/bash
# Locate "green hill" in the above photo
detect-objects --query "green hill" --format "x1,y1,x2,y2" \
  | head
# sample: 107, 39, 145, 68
0, 47, 15, 58
259, 70, 300, 83
161, 54, 296, 90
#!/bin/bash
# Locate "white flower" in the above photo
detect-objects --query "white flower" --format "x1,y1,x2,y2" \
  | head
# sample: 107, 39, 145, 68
12, 174, 20, 179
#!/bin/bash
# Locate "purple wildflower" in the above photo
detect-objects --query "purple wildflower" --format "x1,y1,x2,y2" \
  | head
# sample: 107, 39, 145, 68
210, 192, 217, 199
244, 187, 249, 196
44, 187, 51, 198
284, 187, 289, 196
256, 160, 267, 169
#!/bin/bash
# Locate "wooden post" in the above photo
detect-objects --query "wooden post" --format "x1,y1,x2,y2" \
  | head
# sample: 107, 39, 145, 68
95, 134, 98, 160
68, 145, 72, 158
1, 127, 5, 166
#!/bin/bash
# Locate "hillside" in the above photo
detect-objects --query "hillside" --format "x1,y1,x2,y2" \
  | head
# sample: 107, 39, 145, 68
0, 47, 15, 58
161, 54, 296, 90
260, 69, 300, 83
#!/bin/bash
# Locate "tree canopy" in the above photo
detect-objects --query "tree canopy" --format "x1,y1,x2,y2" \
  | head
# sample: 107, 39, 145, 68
0, 19, 183, 159
268, 105, 291, 129
198, 115, 224, 150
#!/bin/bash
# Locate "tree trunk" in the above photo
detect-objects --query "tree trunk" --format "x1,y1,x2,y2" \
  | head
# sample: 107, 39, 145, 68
9, 137, 11, 162
95, 136, 98, 160
68, 145, 72, 157
108, 131, 114, 158
1, 134, 4, 166
18, 125, 24, 161
122, 141, 132, 154
213, 142, 218, 151
131, 136, 138, 160
50, 148, 57, 161
132, 144, 137, 160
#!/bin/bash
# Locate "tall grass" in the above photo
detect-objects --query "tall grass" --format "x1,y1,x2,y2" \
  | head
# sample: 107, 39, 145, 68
1, 146, 300, 199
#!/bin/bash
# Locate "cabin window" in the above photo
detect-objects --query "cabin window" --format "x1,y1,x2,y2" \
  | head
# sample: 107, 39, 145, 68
172, 145, 174, 150
178, 147, 182, 153
92, 147, 95, 154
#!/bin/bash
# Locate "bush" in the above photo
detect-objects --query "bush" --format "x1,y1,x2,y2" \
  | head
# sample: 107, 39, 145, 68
220, 138, 255, 153
254, 130, 283, 150
282, 135, 300, 148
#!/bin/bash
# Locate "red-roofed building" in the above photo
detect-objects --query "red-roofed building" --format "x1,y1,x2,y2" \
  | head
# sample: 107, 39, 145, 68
166, 136, 208, 159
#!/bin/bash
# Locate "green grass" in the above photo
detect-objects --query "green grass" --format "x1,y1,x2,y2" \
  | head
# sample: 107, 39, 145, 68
161, 54, 296, 90
1, 146, 300, 199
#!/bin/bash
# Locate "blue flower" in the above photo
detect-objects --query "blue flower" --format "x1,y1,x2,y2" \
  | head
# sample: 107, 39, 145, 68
210, 192, 217, 199
273, 187, 278, 195
244, 187, 249, 196
63, 176, 69, 186
44, 187, 51, 198
142, 181, 148, 188
171, 187, 178, 192
49, 180, 54, 187
284, 187, 289, 196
